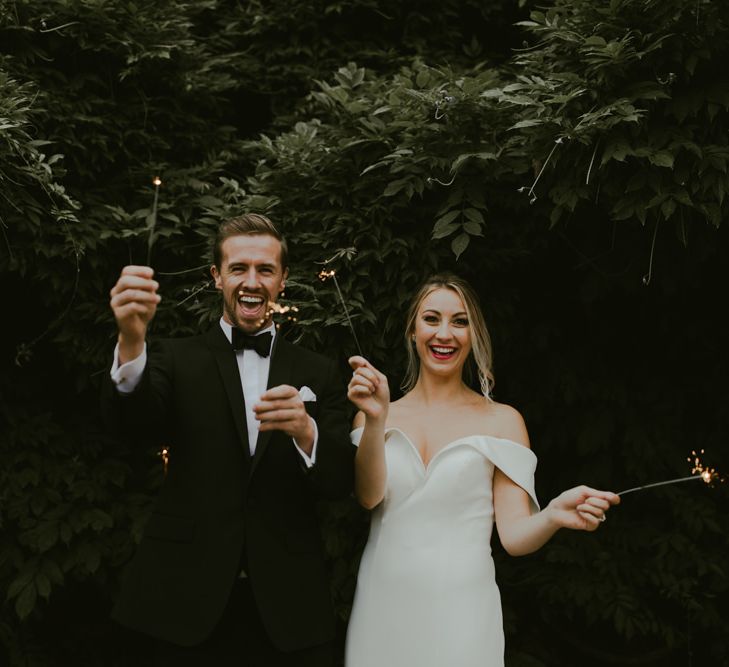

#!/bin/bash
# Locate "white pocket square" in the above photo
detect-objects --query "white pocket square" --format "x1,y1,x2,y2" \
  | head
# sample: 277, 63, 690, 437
298, 386, 317, 402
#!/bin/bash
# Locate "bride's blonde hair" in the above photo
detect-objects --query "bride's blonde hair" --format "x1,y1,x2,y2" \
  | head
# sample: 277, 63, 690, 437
401, 274, 494, 399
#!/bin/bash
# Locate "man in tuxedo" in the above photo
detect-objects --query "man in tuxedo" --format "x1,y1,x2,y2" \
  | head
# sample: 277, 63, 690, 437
103, 213, 354, 666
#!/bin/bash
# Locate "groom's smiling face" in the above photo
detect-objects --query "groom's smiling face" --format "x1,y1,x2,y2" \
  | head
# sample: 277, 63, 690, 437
211, 234, 288, 333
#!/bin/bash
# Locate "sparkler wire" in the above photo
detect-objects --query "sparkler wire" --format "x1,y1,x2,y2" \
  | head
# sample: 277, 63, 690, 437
330, 273, 363, 356
146, 177, 161, 266
617, 474, 705, 496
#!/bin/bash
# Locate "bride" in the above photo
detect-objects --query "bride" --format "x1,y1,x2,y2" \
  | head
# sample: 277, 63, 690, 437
345, 274, 619, 667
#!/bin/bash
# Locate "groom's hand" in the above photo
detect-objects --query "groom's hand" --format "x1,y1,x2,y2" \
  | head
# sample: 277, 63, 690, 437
110, 265, 160, 364
255, 385, 315, 453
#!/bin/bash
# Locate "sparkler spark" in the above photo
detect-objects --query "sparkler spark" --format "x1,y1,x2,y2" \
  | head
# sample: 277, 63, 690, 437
618, 449, 721, 496
688, 448, 720, 484
318, 268, 363, 356
159, 446, 170, 475
243, 292, 300, 329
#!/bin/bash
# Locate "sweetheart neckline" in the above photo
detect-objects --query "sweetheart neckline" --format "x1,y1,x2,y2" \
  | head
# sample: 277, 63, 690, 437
351, 426, 530, 473
349, 426, 540, 511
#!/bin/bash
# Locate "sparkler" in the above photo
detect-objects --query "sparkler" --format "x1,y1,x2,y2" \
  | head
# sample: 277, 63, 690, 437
318, 268, 363, 356
146, 176, 162, 266
159, 446, 170, 476
618, 449, 721, 496
248, 293, 300, 329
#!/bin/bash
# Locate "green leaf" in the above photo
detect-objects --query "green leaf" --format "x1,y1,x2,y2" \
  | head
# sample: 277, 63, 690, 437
15, 584, 37, 619
661, 198, 676, 220
463, 208, 485, 225
463, 221, 484, 236
383, 179, 409, 197
434, 210, 460, 228
36, 521, 59, 552
41, 559, 64, 585
415, 69, 430, 88
510, 119, 543, 129
450, 152, 497, 173
432, 222, 460, 240
649, 152, 675, 168
35, 573, 51, 599
451, 233, 470, 259
7, 571, 34, 600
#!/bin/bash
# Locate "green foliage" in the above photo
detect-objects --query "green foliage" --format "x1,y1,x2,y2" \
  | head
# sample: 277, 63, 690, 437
0, 398, 162, 665
216, 0, 524, 112
0, 69, 79, 262
502, 0, 729, 230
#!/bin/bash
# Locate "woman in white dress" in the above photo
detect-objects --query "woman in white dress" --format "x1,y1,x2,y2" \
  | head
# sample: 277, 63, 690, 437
345, 274, 619, 667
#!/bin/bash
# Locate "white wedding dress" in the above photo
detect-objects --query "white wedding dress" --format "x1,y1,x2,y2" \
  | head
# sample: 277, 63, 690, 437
345, 427, 539, 667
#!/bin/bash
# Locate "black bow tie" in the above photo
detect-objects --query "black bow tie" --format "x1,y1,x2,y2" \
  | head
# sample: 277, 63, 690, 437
231, 329, 272, 357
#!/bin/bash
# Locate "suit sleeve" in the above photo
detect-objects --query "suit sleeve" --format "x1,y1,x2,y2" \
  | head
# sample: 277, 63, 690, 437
304, 357, 356, 500
100, 339, 175, 446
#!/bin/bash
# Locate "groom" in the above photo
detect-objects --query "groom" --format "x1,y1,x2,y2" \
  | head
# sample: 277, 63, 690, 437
103, 213, 354, 666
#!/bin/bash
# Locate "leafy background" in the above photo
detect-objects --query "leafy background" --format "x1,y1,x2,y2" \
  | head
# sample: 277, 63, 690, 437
1, 0, 727, 665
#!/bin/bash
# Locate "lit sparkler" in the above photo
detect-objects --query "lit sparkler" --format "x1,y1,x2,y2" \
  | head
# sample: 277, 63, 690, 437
618, 449, 721, 496
248, 293, 300, 329
318, 268, 363, 356
159, 446, 170, 476
146, 176, 162, 266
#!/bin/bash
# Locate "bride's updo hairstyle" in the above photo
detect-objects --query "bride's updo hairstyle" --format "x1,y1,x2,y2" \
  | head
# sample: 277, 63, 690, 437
401, 274, 494, 399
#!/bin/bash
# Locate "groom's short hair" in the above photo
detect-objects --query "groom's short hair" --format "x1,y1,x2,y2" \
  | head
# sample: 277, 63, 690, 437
213, 213, 289, 269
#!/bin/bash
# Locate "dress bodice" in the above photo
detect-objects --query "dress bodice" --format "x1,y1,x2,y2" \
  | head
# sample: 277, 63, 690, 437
351, 427, 539, 517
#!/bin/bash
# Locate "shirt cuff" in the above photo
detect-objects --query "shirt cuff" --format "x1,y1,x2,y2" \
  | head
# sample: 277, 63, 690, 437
293, 417, 318, 468
110, 343, 147, 394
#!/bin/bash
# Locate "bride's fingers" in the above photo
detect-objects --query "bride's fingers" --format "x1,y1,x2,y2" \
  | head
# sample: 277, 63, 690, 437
577, 511, 601, 530
584, 496, 610, 511
353, 366, 379, 387
349, 355, 376, 373
350, 369, 377, 388
578, 487, 620, 505
349, 355, 388, 384
348, 385, 374, 397
576, 503, 607, 523
349, 376, 376, 394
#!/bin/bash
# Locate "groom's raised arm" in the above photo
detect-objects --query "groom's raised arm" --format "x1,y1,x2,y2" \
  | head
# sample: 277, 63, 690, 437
101, 265, 172, 443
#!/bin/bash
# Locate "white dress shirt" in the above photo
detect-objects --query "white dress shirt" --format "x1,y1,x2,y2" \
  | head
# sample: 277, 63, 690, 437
110, 319, 317, 466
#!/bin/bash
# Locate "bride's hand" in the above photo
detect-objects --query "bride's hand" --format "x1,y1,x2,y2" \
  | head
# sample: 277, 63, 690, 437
546, 485, 620, 532
348, 356, 390, 420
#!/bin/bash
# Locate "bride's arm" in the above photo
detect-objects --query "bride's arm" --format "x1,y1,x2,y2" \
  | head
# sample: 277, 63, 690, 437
352, 411, 388, 509
492, 407, 619, 556
348, 356, 390, 509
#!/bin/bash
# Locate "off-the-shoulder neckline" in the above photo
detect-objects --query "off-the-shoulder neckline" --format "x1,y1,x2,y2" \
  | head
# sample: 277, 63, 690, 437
350, 426, 532, 470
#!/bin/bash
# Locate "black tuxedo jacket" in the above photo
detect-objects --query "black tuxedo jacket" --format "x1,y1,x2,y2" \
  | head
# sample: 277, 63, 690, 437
102, 325, 355, 649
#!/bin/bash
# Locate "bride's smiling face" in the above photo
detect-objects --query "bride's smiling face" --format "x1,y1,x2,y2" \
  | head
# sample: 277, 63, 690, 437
412, 287, 472, 378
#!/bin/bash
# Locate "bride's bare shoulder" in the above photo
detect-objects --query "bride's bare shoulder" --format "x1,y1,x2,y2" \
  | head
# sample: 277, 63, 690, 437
483, 401, 531, 448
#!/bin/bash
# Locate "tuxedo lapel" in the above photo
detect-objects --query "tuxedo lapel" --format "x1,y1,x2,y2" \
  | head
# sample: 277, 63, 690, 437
205, 326, 251, 459
250, 335, 295, 477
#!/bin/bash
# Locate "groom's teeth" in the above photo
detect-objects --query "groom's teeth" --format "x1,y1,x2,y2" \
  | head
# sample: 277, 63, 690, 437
238, 295, 264, 304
